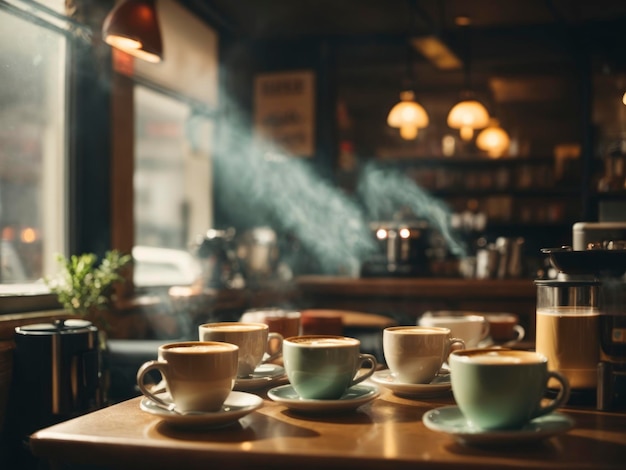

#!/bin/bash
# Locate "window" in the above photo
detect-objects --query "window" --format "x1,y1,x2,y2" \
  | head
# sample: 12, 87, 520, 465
0, 0, 69, 295
120, 0, 218, 291
133, 85, 213, 288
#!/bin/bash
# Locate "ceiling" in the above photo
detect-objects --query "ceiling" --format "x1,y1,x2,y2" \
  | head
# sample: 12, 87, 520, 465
204, 0, 626, 38
197, 0, 626, 76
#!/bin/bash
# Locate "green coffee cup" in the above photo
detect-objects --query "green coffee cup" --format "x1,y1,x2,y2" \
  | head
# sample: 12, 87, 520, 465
283, 335, 377, 399
449, 348, 570, 430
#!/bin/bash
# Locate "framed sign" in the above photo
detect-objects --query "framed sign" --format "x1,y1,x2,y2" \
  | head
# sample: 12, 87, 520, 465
254, 70, 315, 157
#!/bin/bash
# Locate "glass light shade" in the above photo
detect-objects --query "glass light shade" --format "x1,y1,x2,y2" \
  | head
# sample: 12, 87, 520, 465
476, 119, 511, 158
103, 0, 163, 63
447, 99, 490, 141
387, 91, 429, 131
622, 91, 626, 106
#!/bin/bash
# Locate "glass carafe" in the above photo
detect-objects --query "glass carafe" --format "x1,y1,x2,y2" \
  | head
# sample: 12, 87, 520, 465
535, 279, 600, 390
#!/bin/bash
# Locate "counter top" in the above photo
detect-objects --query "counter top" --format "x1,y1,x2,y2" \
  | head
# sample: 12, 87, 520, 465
30, 385, 626, 470
295, 276, 537, 297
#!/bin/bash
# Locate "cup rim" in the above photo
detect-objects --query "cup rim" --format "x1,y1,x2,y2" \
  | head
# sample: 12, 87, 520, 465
420, 314, 486, 323
159, 341, 239, 353
484, 312, 519, 321
450, 347, 547, 364
283, 334, 359, 346
422, 310, 487, 317
198, 321, 269, 331
384, 325, 452, 335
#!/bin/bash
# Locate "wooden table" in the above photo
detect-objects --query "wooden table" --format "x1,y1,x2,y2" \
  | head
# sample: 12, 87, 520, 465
30, 385, 626, 470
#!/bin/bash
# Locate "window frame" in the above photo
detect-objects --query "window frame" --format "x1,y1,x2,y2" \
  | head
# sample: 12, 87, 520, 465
1, 0, 224, 316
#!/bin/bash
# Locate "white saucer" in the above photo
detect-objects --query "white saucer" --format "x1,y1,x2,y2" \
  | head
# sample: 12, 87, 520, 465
422, 405, 575, 446
267, 384, 380, 413
234, 363, 289, 391
370, 370, 451, 398
140, 391, 263, 430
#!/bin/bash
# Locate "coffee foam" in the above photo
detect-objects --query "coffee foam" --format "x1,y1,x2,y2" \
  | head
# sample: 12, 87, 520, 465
166, 344, 235, 354
202, 324, 265, 332
456, 350, 542, 365
288, 337, 358, 347
388, 327, 447, 335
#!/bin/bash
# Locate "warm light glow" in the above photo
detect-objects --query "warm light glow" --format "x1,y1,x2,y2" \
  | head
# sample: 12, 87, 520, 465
476, 119, 511, 158
376, 229, 388, 240
20, 227, 37, 243
387, 91, 429, 140
105, 35, 142, 50
622, 91, 626, 105
399, 125, 418, 140
399, 228, 411, 239
411, 36, 462, 70
102, 0, 163, 63
2, 226, 15, 241
447, 99, 490, 141
105, 35, 161, 63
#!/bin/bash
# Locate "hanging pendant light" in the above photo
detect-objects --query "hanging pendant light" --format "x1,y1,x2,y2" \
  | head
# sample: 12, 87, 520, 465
387, 0, 429, 140
102, 0, 163, 64
476, 118, 511, 158
447, 94, 490, 141
388, 91, 429, 140
446, 17, 489, 141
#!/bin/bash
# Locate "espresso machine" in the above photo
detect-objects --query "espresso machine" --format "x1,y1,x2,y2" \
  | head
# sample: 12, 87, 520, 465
360, 220, 432, 277
540, 222, 626, 410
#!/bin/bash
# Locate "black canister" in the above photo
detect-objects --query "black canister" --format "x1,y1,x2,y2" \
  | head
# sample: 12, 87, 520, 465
7, 319, 102, 447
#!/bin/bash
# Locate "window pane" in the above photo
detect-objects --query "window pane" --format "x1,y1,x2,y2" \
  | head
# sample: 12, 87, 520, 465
0, 8, 67, 290
133, 86, 211, 287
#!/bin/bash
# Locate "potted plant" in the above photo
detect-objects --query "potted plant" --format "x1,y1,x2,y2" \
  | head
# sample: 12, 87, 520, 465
45, 250, 132, 331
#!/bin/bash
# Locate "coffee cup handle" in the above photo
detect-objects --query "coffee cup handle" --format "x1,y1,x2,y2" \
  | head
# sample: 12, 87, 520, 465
513, 324, 525, 341
534, 370, 571, 419
448, 337, 466, 354
262, 332, 284, 364
137, 360, 171, 409
481, 319, 490, 341
350, 353, 378, 386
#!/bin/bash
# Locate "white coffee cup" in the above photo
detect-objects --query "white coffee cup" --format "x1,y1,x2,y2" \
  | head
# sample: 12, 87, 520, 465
136, 341, 238, 413
418, 311, 490, 348
198, 322, 283, 377
383, 326, 465, 384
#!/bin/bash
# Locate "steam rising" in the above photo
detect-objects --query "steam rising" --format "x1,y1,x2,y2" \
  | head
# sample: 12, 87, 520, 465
357, 164, 466, 257
212, 102, 466, 274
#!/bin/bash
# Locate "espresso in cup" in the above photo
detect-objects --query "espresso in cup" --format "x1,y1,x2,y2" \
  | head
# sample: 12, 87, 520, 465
418, 311, 490, 348
136, 341, 238, 413
383, 326, 465, 384
449, 348, 570, 430
283, 335, 377, 399
484, 313, 525, 343
198, 322, 283, 377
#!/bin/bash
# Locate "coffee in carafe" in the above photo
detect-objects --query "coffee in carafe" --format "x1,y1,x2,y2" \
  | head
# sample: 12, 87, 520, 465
535, 279, 600, 390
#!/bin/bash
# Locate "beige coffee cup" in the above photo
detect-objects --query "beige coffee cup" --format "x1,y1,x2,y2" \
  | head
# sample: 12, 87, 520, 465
383, 326, 465, 384
136, 341, 238, 413
198, 322, 283, 377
